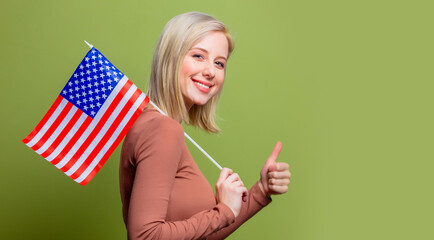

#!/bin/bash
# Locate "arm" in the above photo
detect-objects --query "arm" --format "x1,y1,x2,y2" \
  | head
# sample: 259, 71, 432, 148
126, 117, 236, 240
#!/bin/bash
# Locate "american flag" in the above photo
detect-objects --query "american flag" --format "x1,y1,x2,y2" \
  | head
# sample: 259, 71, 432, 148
23, 47, 149, 185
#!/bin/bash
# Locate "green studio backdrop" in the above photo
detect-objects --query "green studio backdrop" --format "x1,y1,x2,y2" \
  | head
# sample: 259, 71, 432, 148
1, 0, 433, 239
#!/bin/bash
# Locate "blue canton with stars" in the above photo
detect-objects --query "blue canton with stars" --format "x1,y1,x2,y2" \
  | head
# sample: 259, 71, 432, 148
60, 48, 124, 118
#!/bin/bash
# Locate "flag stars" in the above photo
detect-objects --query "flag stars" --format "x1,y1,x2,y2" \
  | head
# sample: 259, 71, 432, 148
60, 48, 126, 118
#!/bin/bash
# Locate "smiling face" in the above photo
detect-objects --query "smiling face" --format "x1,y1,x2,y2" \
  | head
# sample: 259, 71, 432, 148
179, 31, 229, 110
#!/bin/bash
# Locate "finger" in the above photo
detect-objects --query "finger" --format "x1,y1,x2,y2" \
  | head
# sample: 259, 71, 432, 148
268, 170, 291, 179
266, 141, 282, 165
269, 184, 288, 194
217, 168, 233, 184
235, 179, 245, 187
238, 186, 248, 194
225, 173, 240, 183
276, 162, 289, 171
269, 178, 290, 186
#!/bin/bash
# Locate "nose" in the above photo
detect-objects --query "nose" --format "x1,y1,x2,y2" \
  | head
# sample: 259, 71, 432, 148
202, 61, 215, 79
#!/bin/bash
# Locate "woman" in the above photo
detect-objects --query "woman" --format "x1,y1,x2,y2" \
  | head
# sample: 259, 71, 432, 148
120, 12, 291, 240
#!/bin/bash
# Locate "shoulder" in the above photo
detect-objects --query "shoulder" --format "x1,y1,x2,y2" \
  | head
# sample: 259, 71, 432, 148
124, 108, 184, 154
122, 108, 185, 166
128, 108, 184, 139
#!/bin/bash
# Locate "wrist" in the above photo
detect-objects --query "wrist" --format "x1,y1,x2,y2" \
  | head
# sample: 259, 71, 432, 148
257, 181, 271, 199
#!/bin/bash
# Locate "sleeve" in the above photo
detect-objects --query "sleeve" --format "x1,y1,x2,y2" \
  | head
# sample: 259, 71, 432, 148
205, 182, 272, 240
126, 117, 236, 240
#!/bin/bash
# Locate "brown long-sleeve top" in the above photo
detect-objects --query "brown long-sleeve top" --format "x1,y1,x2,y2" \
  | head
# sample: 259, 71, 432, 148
119, 108, 271, 240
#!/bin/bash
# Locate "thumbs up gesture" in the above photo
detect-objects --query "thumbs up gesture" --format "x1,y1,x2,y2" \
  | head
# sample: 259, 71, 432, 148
258, 142, 291, 197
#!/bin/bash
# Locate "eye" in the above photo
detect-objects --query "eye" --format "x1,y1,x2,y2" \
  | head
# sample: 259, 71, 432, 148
192, 54, 204, 59
215, 61, 225, 69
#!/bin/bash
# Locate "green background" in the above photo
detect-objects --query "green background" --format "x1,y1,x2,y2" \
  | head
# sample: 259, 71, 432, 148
1, 0, 433, 239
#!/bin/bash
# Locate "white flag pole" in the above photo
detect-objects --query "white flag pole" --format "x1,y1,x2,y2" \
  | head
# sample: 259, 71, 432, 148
84, 40, 223, 170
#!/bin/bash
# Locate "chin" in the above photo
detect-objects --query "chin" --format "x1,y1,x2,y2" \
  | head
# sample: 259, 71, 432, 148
191, 96, 212, 107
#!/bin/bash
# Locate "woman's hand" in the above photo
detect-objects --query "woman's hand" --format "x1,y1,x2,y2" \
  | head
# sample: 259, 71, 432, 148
258, 142, 291, 197
215, 168, 247, 218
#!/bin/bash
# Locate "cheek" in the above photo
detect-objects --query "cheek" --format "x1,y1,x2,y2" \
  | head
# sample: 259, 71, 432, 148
215, 72, 225, 87
180, 58, 197, 77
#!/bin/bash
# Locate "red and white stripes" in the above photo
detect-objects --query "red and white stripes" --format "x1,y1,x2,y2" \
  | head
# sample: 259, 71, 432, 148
23, 76, 149, 185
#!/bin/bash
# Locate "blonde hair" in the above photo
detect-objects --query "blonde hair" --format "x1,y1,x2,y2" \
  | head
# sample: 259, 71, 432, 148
147, 12, 234, 133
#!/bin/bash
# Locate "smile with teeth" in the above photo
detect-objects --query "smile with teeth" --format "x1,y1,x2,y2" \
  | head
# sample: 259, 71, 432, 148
192, 79, 214, 89
194, 81, 211, 88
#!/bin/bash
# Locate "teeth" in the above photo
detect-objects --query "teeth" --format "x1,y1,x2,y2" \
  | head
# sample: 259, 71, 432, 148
194, 81, 210, 89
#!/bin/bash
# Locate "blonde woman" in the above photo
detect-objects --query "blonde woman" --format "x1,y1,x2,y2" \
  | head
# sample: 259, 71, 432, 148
120, 12, 291, 239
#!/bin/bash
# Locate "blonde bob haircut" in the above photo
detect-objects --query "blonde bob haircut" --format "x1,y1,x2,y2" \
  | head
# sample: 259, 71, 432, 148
147, 12, 234, 133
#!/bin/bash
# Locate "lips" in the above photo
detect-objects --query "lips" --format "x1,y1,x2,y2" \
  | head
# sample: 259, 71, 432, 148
192, 78, 213, 93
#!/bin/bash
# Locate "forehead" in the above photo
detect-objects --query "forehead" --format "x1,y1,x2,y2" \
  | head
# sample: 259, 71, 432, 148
190, 31, 229, 58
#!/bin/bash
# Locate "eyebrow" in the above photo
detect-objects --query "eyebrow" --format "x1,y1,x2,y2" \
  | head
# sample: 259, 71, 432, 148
190, 47, 227, 61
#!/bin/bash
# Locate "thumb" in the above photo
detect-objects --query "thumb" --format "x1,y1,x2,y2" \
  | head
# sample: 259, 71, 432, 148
266, 141, 282, 166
